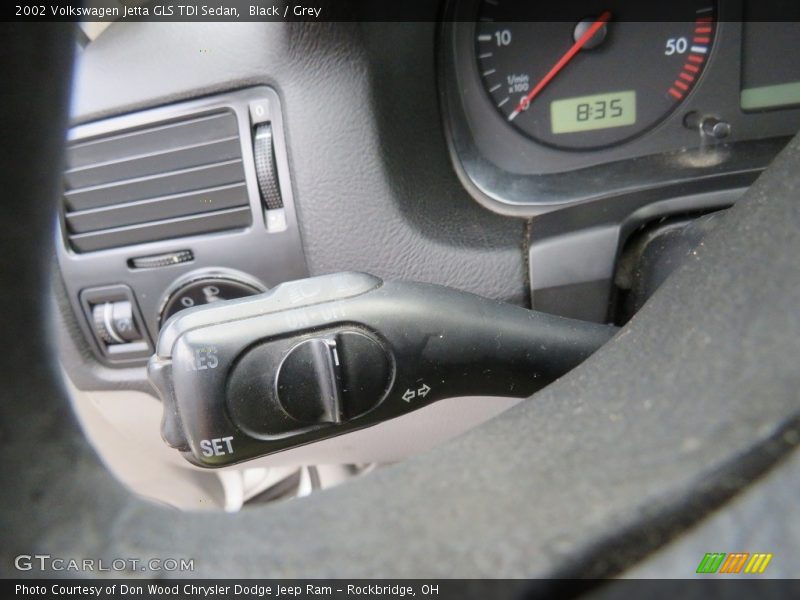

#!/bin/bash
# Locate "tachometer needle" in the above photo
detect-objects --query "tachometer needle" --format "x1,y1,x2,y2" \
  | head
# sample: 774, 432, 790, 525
508, 10, 612, 121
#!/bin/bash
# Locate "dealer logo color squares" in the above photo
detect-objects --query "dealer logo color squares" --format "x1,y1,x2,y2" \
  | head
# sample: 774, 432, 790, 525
696, 552, 773, 574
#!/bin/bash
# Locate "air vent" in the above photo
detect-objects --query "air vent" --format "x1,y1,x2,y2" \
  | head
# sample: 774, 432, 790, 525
63, 110, 252, 253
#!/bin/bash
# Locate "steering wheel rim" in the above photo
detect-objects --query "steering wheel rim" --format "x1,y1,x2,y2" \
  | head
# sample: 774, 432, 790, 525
1, 23, 799, 582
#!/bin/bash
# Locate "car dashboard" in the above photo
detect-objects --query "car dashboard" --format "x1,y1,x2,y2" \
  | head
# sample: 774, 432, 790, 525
50, 1, 800, 511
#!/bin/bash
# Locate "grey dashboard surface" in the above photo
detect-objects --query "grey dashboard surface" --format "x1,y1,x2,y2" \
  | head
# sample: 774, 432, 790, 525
71, 20, 528, 306
3, 20, 800, 582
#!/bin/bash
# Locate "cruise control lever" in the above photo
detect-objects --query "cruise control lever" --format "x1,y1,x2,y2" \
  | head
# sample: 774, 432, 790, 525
148, 273, 617, 467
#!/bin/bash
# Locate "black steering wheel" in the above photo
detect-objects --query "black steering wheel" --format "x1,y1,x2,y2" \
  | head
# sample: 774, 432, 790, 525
2, 24, 798, 585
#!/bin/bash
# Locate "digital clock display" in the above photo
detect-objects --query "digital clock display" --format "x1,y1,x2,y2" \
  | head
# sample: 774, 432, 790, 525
550, 91, 636, 135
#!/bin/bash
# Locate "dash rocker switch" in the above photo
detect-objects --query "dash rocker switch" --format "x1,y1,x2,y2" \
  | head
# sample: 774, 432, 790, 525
148, 272, 616, 467
92, 300, 142, 345
80, 284, 152, 363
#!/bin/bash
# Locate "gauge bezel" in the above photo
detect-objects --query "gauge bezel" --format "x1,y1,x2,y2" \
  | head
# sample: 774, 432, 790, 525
440, 0, 800, 215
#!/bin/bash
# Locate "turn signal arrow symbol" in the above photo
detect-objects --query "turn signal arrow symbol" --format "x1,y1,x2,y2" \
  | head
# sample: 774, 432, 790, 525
402, 383, 431, 402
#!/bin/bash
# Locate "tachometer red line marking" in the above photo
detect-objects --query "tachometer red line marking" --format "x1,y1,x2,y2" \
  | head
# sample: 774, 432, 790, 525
679, 72, 695, 82
695, 26, 712, 33
507, 10, 612, 121
685, 63, 700, 73
696, 16, 713, 22
674, 80, 689, 91
694, 36, 710, 43
688, 54, 705, 64
668, 88, 684, 99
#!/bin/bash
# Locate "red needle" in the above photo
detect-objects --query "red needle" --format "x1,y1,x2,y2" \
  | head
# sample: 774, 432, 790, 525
508, 10, 612, 121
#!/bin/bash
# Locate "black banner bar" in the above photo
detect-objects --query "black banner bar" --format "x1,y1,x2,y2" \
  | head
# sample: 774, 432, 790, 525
4, 580, 800, 600
4, 0, 800, 23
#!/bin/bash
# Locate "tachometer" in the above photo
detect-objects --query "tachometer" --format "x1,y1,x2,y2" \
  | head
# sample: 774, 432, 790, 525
476, 1, 716, 149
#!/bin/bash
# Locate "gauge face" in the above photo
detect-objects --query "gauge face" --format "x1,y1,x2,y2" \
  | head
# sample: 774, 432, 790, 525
475, 1, 716, 149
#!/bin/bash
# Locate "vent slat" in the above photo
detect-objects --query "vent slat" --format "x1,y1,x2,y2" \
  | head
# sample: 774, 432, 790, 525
65, 183, 249, 233
64, 159, 246, 212
63, 109, 252, 253
68, 207, 252, 253
65, 136, 242, 189
67, 111, 237, 169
